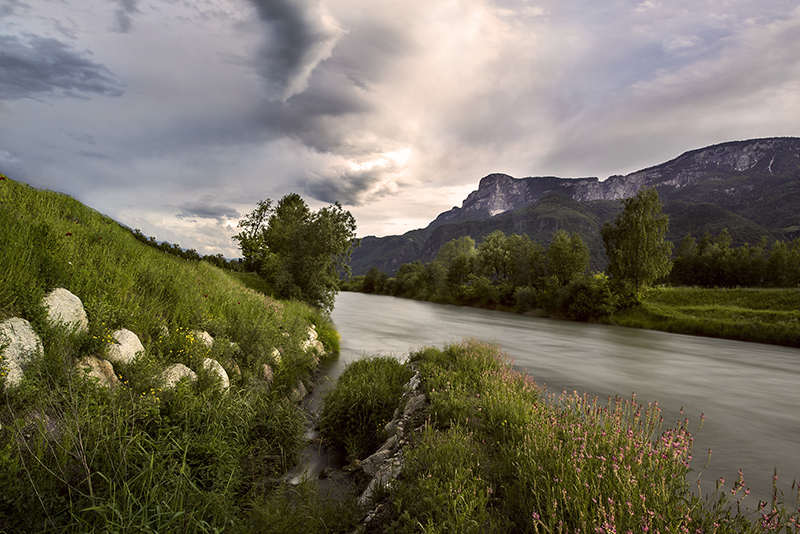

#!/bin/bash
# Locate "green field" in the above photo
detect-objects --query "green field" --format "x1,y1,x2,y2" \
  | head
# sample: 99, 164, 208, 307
613, 287, 800, 347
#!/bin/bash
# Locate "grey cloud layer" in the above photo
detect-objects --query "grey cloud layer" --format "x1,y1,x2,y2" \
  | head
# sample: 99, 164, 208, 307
0, 34, 124, 100
249, 0, 343, 101
178, 201, 240, 222
114, 0, 140, 33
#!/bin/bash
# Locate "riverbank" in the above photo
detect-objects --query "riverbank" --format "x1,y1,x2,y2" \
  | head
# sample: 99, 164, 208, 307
609, 286, 800, 347
319, 339, 800, 533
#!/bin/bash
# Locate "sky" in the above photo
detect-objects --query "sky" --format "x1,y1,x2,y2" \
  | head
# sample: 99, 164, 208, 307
2, 0, 800, 258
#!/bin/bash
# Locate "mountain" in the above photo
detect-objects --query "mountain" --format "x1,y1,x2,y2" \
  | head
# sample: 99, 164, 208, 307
350, 137, 800, 275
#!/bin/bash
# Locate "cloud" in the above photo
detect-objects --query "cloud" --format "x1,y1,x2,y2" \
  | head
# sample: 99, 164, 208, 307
0, 0, 26, 17
0, 34, 125, 100
249, 0, 344, 101
178, 200, 241, 222
0, 149, 26, 180
304, 162, 400, 205
113, 0, 139, 33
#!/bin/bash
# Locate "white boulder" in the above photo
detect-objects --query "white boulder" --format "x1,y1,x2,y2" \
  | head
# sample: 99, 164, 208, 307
41, 288, 88, 333
106, 328, 145, 365
161, 363, 197, 389
75, 356, 121, 389
193, 330, 214, 348
201, 358, 229, 390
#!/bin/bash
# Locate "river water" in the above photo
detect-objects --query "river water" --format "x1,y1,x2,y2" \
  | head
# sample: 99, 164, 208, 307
330, 291, 800, 507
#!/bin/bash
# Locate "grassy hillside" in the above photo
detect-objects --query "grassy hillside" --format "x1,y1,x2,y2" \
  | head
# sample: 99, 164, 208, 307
0, 174, 358, 532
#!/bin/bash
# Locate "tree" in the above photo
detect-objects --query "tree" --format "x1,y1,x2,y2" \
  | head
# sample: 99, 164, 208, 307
233, 194, 358, 312
601, 187, 672, 301
546, 230, 589, 286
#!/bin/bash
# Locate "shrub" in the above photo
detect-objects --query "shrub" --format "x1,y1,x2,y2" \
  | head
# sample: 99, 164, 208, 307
560, 273, 617, 320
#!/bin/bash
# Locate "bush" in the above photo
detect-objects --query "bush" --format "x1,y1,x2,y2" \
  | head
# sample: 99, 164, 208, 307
560, 273, 617, 320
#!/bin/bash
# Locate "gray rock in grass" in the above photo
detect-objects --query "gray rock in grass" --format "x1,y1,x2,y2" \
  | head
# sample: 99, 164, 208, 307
0, 318, 44, 389
201, 357, 229, 390
41, 288, 88, 333
161, 363, 197, 389
106, 328, 144, 365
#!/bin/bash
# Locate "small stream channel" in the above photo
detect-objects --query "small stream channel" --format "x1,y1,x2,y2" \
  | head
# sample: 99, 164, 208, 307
282, 360, 355, 499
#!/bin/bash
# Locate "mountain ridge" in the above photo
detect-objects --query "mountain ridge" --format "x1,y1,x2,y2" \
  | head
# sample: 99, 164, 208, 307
350, 137, 800, 275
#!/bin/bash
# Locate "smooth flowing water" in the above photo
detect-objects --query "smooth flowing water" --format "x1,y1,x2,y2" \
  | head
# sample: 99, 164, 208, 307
330, 291, 800, 506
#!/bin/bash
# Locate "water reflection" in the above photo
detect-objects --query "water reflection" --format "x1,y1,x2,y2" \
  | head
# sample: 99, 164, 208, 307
331, 291, 800, 506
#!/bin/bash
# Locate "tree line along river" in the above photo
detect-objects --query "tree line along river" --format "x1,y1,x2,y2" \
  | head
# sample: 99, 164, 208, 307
329, 291, 800, 508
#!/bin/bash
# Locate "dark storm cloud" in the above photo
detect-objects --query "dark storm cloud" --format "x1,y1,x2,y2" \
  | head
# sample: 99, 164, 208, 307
304, 164, 396, 205
178, 201, 240, 222
248, 0, 342, 100
0, 34, 124, 100
113, 0, 139, 33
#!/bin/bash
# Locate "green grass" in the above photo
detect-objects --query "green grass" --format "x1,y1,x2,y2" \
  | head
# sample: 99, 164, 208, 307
0, 175, 347, 532
318, 356, 413, 460
612, 287, 800, 347
354, 339, 800, 533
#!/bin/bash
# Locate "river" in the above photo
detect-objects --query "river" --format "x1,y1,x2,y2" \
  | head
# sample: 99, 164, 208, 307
329, 291, 800, 507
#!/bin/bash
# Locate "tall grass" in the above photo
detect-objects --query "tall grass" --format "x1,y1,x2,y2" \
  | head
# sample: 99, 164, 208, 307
372, 339, 800, 533
0, 175, 343, 531
318, 356, 412, 459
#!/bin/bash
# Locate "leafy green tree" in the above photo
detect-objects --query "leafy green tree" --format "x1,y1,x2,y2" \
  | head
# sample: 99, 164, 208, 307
392, 261, 426, 298
601, 187, 672, 300
507, 234, 546, 288
233, 193, 358, 312
362, 267, 388, 294
546, 230, 590, 286
436, 236, 476, 268
477, 230, 512, 282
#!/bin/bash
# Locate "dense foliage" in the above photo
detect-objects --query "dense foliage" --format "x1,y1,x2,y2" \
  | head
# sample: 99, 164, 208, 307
233, 193, 359, 312
343, 229, 616, 320
671, 229, 800, 287
318, 356, 413, 459
321, 341, 800, 532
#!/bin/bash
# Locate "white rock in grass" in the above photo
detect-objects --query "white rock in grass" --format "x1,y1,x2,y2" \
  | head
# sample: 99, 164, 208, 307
202, 358, 229, 390
106, 328, 145, 365
0, 318, 43, 389
41, 288, 88, 333
161, 363, 197, 389
193, 330, 214, 348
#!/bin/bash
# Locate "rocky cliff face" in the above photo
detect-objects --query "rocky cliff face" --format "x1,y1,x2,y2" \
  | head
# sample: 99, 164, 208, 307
430, 137, 800, 228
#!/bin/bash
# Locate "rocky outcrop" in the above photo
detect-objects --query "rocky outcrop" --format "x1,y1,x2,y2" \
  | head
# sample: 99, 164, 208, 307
432, 137, 800, 228
106, 328, 145, 365
41, 288, 88, 333
0, 318, 43, 389
359, 369, 428, 513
